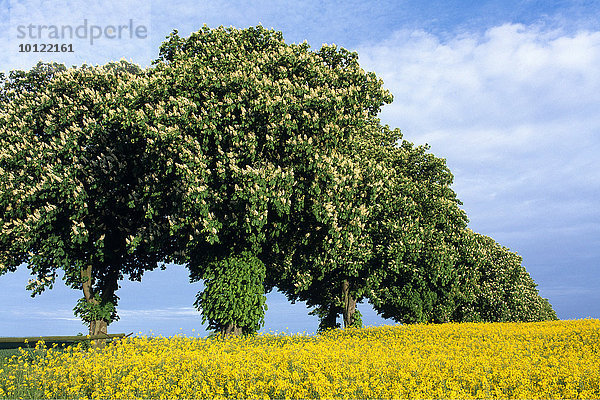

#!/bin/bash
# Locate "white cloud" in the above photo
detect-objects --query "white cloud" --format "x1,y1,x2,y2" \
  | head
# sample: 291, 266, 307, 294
0, 1, 9, 67
2, 305, 201, 322
356, 23, 600, 248
118, 307, 201, 320
5, 307, 80, 321
359, 23, 600, 138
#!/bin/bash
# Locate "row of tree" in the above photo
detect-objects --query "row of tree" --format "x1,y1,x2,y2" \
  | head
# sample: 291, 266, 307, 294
0, 25, 556, 337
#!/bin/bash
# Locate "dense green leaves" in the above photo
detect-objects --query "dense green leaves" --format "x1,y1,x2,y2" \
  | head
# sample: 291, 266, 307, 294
0, 61, 182, 334
0, 26, 557, 336
74, 293, 117, 324
146, 25, 393, 334
365, 134, 468, 324
195, 251, 267, 335
450, 229, 557, 322
272, 120, 468, 328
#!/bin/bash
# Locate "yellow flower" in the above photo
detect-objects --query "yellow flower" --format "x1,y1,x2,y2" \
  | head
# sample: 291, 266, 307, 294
1, 320, 599, 398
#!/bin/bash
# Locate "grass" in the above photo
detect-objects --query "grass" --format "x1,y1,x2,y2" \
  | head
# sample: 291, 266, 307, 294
0, 349, 18, 359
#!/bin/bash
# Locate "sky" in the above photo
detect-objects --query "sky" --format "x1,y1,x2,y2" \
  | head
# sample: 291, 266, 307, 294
0, 0, 599, 337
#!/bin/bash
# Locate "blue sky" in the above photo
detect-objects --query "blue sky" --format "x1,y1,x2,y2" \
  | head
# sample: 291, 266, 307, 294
1, 0, 599, 337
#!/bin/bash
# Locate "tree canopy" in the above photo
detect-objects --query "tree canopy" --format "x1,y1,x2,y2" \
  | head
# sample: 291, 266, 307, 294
449, 229, 557, 322
0, 26, 556, 336
270, 120, 472, 330
142, 25, 393, 334
0, 61, 183, 335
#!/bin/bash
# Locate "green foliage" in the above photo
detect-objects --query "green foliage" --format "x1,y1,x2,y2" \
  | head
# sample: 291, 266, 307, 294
451, 230, 558, 322
147, 25, 392, 333
365, 133, 469, 324
0, 26, 557, 334
349, 309, 363, 328
0, 61, 67, 106
73, 294, 117, 324
195, 251, 267, 335
272, 119, 466, 327
0, 61, 181, 328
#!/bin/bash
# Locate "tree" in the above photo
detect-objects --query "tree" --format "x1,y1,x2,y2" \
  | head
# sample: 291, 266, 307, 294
364, 134, 469, 324
195, 251, 267, 336
450, 229, 557, 322
146, 25, 392, 335
270, 146, 372, 331
276, 113, 557, 327
0, 61, 183, 335
0, 62, 67, 105
357, 130, 556, 324
271, 119, 470, 330
1, 29, 555, 338
269, 121, 384, 331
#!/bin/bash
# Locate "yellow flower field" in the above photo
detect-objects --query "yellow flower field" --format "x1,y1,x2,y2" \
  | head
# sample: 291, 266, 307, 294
1, 319, 599, 399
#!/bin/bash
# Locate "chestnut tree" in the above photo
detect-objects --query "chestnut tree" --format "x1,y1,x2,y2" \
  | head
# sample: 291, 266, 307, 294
0, 61, 184, 335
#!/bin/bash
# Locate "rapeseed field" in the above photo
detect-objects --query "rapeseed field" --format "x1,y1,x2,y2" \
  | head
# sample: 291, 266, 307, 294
0, 319, 598, 399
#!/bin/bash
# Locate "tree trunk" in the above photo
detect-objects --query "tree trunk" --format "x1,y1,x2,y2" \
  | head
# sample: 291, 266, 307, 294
87, 320, 107, 349
82, 265, 98, 335
81, 265, 109, 347
222, 323, 242, 337
342, 279, 357, 328
89, 319, 108, 336
318, 305, 339, 332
